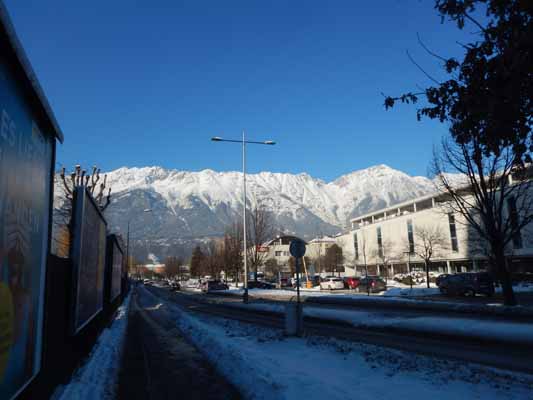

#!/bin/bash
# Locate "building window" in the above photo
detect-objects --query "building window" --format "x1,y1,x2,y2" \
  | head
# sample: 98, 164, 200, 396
275, 251, 282, 257
283, 251, 289, 256
508, 196, 523, 249
448, 214, 459, 252
354, 232, 359, 260
407, 219, 414, 253
377, 227, 383, 258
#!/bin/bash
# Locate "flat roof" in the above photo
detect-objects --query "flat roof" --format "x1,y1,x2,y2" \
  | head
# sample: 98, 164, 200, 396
0, 2, 64, 142
350, 191, 440, 223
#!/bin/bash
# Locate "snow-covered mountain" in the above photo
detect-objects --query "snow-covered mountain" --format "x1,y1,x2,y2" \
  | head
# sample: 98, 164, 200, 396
86, 164, 439, 259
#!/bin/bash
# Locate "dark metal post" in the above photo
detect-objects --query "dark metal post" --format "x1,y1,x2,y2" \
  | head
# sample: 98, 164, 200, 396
296, 257, 301, 305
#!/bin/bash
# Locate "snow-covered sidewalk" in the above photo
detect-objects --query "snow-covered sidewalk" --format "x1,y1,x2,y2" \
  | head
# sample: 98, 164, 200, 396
52, 295, 131, 400
167, 294, 533, 400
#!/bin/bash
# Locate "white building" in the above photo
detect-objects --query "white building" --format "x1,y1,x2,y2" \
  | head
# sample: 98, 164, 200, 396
263, 235, 306, 271
306, 236, 337, 259
335, 190, 533, 278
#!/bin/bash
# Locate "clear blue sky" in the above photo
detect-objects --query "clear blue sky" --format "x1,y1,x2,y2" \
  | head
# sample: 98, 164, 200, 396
4, 0, 471, 181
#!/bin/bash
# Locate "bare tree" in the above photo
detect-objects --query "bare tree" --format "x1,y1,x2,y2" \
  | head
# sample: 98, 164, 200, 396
370, 238, 398, 279
356, 230, 369, 278
54, 165, 112, 254
413, 224, 448, 288
203, 240, 224, 279
165, 256, 184, 280
223, 222, 243, 284
189, 246, 205, 278
263, 258, 281, 280
433, 139, 533, 305
324, 244, 344, 276
246, 203, 273, 282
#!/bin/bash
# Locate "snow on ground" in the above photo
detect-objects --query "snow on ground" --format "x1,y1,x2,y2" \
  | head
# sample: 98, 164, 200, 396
222, 281, 533, 299
52, 295, 131, 400
383, 286, 441, 297
496, 283, 533, 294
164, 296, 533, 400
225, 301, 533, 346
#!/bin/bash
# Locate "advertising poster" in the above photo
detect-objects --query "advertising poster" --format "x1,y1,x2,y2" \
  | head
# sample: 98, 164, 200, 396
110, 240, 123, 302
0, 61, 53, 400
71, 188, 106, 334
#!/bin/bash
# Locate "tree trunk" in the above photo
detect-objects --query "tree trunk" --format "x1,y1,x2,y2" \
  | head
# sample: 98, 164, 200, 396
494, 246, 516, 306
425, 260, 430, 289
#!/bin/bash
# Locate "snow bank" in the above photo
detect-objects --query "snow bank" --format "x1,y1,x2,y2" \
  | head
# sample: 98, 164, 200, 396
225, 301, 533, 347
52, 295, 131, 400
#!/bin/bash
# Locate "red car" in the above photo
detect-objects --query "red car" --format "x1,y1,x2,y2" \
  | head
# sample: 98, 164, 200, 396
343, 277, 360, 289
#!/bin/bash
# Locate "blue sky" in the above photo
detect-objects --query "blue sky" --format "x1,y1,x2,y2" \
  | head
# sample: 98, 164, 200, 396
5, 0, 472, 181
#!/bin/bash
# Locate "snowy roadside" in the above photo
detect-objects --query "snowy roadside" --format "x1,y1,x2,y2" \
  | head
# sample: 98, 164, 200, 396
217, 286, 533, 319
162, 293, 533, 400
51, 295, 131, 400
223, 282, 533, 299
224, 301, 533, 346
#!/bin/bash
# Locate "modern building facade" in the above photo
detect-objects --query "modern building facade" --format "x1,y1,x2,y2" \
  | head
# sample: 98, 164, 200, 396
336, 190, 533, 278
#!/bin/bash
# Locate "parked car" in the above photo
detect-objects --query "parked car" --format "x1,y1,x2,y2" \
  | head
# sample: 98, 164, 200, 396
201, 280, 229, 293
435, 274, 449, 287
279, 278, 291, 288
309, 275, 321, 287
183, 279, 200, 289
248, 281, 275, 290
320, 277, 345, 290
343, 276, 360, 289
437, 272, 494, 296
357, 276, 386, 293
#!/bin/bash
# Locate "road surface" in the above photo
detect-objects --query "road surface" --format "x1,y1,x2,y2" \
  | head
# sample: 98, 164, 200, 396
145, 284, 533, 375
116, 287, 241, 400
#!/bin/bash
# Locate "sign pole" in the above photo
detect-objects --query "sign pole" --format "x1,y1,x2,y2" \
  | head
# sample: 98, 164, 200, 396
289, 239, 306, 336
296, 257, 301, 306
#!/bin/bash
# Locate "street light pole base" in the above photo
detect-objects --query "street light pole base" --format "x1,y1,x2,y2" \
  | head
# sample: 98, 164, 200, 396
243, 289, 249, 304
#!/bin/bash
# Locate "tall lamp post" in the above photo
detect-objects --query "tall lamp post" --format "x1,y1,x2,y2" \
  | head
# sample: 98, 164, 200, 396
212, 131, 275, 303
126, 208, 153, 278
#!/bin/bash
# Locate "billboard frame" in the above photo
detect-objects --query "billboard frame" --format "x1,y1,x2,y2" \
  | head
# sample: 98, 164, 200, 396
69, 187, 107, 335
106, 234, 124, 303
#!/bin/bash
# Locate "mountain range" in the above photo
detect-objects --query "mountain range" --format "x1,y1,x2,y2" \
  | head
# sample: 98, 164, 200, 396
86, 164, 451, 260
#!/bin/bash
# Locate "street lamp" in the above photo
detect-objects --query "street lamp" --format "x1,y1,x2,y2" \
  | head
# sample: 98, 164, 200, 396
211, 131, 276, 303
126, 208, 153, 278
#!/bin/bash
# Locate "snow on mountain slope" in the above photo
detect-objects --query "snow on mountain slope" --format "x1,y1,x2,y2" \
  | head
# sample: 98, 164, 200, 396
53, 164, 449, 259
101, 164, 437, 235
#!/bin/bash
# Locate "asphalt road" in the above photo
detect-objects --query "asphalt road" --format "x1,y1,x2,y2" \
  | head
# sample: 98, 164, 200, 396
146, 284, 533, 375
116, 287, 241, 400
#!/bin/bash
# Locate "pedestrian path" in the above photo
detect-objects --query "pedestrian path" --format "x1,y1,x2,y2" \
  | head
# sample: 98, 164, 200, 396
116, 287, 241, 400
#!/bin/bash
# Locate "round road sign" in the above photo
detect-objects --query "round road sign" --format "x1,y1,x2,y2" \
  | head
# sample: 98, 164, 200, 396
289, 239, 306, 258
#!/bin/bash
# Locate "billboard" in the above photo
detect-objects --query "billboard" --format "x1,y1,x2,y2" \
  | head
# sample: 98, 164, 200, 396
110, 239, 123, 302
70, 188, 107, 334
0, 63, 54, 399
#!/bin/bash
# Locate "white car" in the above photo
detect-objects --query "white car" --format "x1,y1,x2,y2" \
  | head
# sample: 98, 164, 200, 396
320, 277, 344, 290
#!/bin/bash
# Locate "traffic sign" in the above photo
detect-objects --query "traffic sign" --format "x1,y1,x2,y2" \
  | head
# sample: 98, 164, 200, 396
289, 239, 306, 258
